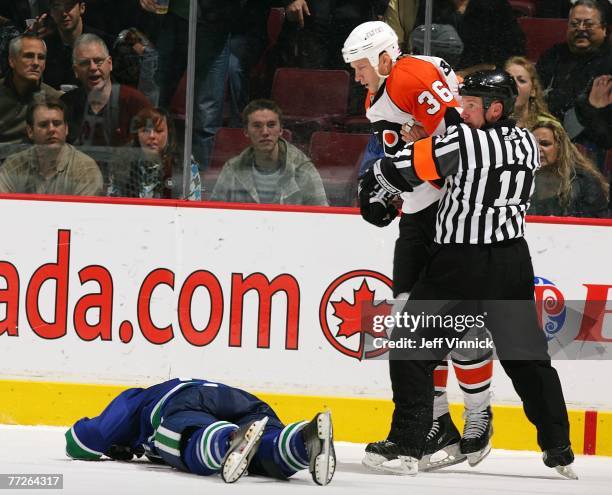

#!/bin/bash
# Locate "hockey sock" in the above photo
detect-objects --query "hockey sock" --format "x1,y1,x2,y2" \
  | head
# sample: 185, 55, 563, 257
275, 421, 310, 475
182, 421, 238, 475
452, 354, 493, 412
433, 361, 450, 419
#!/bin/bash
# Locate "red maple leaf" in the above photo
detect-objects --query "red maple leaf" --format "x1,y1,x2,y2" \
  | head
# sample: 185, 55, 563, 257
331, 280, 393, 339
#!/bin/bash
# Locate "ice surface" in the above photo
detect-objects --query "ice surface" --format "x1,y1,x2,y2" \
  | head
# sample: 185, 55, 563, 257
2, 425, 611, 495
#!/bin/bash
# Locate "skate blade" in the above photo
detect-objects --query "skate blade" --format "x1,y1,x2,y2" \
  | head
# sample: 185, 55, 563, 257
362, 453, 418, 476
312, 412, 335, 486
222, 417, 268, 483
555, 464, 578, 480
420, 443, 467, 472
466, 442, 491, 467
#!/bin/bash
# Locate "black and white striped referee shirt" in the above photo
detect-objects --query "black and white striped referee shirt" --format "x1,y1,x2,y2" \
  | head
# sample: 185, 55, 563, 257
375, 119, 540, 245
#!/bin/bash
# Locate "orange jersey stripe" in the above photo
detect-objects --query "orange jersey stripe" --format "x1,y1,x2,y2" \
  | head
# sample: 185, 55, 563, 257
453, 361, 494, 386
413, 137, 441, 181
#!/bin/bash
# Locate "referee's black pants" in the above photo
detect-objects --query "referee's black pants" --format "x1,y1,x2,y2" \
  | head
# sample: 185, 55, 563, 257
388, 237, 571, 458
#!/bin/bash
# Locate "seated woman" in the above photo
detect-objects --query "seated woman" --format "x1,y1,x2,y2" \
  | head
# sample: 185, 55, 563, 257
504, 56, 556, 129
529, 118, 609, 218
108, 107, 201, 200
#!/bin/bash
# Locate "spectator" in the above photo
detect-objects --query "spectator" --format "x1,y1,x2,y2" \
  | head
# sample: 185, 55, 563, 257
0, 98, 103, 195
529, 117, 609, 218
61, 33, 151, 148
43, 0, 115, 90
138, 0, 243, 169
211, 99, 328, 206
0, 15, 20, 78
536, 0, 610, 144
415, 0, 526, 70
504, 56, 556, 129
384, 0, 419, 53
108, 107, 201, 200
575, 74, 612, 153
0, 0, 49, 31
0, 34, 62, 146
112, 27, 159, 105
226, 1, 271, 127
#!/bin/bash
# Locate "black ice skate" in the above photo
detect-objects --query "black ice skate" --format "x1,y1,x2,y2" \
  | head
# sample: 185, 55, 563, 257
543, 445, 578, 480
302, 411, 336, 485
460, 406, 493, 467
419, 413, 467, 472
363, 440, 418, 475
221, 417, 269, 483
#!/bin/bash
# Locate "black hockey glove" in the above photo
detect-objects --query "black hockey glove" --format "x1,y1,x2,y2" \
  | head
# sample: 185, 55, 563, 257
372, 158, 413, 195
358, 166, 400, 228
106, 444, 140, 461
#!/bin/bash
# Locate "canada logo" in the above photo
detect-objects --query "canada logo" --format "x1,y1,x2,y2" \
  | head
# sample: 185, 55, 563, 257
534, 276, 567, 341
319, 270, 394, 359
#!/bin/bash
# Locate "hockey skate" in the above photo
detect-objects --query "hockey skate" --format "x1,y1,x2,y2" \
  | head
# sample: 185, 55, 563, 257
221, 417, 269, 483
363, 440, 419, 475
460, 406, 493, 467
302, 411, 336, 485
543, 445, 578, 480
419, 413, 467, 472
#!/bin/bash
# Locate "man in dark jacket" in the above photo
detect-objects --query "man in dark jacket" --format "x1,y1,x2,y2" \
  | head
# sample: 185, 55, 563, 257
536, 0, 610, 154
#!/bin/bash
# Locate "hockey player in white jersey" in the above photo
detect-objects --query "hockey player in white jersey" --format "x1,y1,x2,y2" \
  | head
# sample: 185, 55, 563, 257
343, 21, 494, 474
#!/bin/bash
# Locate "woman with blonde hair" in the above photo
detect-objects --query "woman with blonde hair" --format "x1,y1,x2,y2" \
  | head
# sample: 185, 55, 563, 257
504, 56, 556, 129
529, 117, 609, 218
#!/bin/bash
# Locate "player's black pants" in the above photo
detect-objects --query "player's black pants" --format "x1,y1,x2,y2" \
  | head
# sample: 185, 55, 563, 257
388, 237, 570, 458
392, 204, 437, 297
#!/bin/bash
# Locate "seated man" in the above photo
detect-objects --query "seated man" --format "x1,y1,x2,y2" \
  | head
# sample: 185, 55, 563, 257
0, 34, 62, 147
44, 0, 115, 90
65, 377, 336, 485
211, 99, 328, 206
61, 33, 151, 149
0, 97, 103, 196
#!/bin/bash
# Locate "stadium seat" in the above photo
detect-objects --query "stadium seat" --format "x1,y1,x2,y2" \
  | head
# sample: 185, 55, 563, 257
271, 68, 351, 138
309, 131, 370, 206
518, 17, 568, 61
509, 0, 536, 17
204, 127, 293, 195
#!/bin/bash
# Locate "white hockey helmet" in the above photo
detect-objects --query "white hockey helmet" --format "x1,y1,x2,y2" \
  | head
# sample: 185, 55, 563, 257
342, 21, 401, 68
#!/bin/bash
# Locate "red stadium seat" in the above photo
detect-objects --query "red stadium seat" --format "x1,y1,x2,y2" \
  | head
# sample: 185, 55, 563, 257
509, 0, 536, 17
271, 68, 351, 133
518, 17, 568, 61
309, 131, 370, 206
204, 127, 293, 194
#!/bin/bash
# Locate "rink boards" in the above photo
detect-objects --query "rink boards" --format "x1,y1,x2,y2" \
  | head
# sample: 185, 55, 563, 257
0, 195, 611, 455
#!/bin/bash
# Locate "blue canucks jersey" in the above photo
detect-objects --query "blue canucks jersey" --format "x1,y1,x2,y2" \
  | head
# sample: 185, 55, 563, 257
65, 378, 210, 460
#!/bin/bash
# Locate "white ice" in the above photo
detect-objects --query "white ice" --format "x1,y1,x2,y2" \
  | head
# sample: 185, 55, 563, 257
2, 425, 612, 495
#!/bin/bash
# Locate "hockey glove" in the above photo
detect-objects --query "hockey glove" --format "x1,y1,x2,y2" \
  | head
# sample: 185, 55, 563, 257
106, 444, 141, 461
372, 158, 412, 195
358, 166, 400, 228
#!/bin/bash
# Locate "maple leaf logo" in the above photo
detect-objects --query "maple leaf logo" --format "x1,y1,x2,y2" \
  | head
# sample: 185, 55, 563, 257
331, 280, 393, 340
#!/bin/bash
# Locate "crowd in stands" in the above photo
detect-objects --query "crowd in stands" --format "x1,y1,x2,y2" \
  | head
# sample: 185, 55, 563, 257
0, 0, 609, 218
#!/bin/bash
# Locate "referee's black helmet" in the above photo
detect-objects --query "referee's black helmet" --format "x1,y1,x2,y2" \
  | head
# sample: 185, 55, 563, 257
460, 70, 518, 118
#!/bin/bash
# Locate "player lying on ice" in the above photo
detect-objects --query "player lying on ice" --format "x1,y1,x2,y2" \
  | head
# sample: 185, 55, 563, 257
64, 378, 335, 485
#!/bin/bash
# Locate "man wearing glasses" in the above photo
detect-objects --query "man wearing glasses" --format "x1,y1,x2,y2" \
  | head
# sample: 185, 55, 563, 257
43, 0, 114, 90
536, 0, 611, 163
61, 33, 150, 146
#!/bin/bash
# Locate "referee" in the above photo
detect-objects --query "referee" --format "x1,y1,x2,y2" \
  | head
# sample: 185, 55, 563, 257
360, 70, 575, 478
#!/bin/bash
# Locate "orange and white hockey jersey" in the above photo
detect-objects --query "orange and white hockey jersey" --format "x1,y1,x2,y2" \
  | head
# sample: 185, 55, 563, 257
366, 55, 462, 213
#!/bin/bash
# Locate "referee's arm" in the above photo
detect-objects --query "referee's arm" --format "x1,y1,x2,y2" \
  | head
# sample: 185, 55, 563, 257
373, 126, 462, 194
